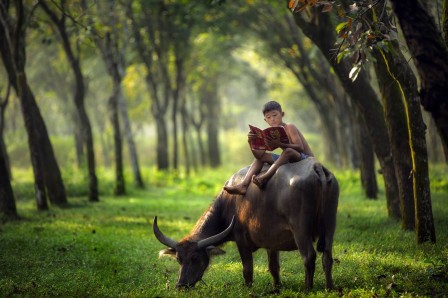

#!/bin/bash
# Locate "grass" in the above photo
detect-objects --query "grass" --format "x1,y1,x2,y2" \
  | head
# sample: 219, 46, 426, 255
1, 167, 447, 297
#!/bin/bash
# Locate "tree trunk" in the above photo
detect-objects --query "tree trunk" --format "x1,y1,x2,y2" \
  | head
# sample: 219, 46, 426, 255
0, 137, 17, 219
355, 111, 378, 199
0, 85, 12, 180
109, 88, 125, 195
127, 2, 171, 171
72, 111, 85, 168
386, 0, 438, 243
389, 0, 448, 167
171, 53, 187, 171
204, 78, 221, 168
39, 0, 99, 202
373, 48, 415, 230
195, 126, 206, 167
180, 97, 191, 175
155, 113, 170, 170
19, 85, 49, 210
119, 90, 144, 188
92, 102, 112, 167
171, 100, 179, 170
94, 0, 144, 188
1, 0, 67, 209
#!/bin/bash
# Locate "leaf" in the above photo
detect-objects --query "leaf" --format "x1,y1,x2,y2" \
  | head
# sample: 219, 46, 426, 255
349, 62, 362, 82
336, 21, 347, 34
337, 50, 347, 63
289, 0, 299, 11
347, 18, 353, 30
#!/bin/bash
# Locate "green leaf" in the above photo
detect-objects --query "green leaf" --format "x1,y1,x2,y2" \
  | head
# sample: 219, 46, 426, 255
337, 50, 347, 63
336, 21, 348, 34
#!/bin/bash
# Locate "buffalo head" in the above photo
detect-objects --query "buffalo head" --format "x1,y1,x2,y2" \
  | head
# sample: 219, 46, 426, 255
153, 216, 235, 289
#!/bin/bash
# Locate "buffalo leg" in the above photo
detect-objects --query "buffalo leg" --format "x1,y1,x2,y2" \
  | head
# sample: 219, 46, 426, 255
267, 250, 281, 289
294, 235, 316, 290
322, 245, 334, 289
237, 245, 254, 286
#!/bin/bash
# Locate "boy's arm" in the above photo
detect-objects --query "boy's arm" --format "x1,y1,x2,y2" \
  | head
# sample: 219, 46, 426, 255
279, 124, 306, 152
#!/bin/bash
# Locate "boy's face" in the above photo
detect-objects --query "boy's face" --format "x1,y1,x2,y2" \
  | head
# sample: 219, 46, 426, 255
264, 109, 284, 127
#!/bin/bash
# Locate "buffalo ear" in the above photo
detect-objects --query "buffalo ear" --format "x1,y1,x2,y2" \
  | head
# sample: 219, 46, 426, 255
159, 248, 176, 258
206, 246, 226, 256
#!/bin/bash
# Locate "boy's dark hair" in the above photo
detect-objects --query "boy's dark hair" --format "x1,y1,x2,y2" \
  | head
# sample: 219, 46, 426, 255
262, 100, 282, 114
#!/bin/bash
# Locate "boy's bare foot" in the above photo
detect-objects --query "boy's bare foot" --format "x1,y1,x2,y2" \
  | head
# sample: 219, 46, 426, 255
252, 174, 268, 189
224, 184, 247, 195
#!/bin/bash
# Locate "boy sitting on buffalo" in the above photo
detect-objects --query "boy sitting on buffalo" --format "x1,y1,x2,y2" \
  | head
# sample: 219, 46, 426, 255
224, 100, 314, 195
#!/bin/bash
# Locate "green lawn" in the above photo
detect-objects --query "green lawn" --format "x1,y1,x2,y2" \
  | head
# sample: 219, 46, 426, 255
1, 167, 447, 297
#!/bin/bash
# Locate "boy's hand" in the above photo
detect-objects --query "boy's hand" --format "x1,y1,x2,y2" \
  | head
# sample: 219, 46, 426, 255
247, 131, 258, 141
248, 131, 265, 159
265, 135, 281, 150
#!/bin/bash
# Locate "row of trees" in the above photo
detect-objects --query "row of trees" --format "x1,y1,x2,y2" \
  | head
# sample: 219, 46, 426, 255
286, 0, 447, 243
1, 0, 447, 243
1, 1, 228, 207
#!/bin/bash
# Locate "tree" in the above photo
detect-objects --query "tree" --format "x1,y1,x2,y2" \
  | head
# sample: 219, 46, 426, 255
368, 0, 417, 230
288, 0, 436, 242
89, 0, 144, 190
39, 0, 99, 202
126, 0, 176, 170
387, 0, 439, 243
327, 0, 434, 240
0, 0, 67, 209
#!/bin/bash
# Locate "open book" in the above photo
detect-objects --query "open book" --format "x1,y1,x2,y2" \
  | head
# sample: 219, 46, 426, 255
248, 124, 290, 151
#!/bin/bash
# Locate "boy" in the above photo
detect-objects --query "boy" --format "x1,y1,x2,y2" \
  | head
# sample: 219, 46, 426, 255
224, 100, 313, 195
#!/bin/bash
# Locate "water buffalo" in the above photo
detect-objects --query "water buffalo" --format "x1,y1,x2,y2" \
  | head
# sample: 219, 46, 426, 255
153, 157, 339, 291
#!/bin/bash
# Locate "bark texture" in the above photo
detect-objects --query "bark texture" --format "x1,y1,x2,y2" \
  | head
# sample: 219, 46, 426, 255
389, 0, 439, 243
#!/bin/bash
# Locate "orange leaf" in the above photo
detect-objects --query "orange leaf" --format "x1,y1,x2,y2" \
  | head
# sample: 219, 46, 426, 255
288, 0, 295, 9
347, 18, 352, 29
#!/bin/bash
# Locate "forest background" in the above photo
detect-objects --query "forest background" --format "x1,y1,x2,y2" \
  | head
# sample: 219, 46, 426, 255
0, 0, 448, 296
1, 0, 448, 246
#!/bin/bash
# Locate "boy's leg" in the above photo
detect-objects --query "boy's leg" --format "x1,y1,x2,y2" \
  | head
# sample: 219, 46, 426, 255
225, 153, 273, 195
252, 149, 302, 189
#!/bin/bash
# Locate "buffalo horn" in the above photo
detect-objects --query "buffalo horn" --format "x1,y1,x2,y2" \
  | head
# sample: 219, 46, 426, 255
197, 216, 235, 249
153, 216, 177, 249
